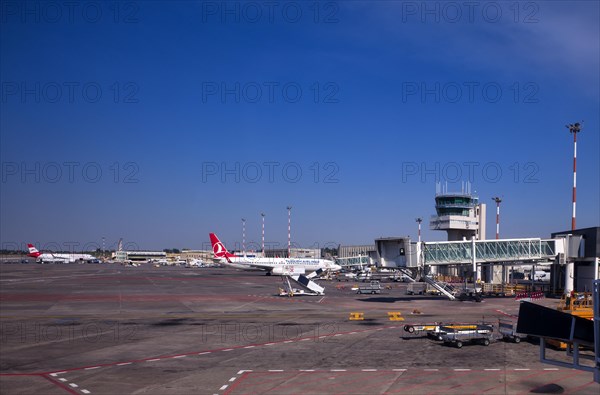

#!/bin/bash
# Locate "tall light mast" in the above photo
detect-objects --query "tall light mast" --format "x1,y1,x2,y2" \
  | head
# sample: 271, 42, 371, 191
286, 206, 292, 258
491, 197, 502, 239
566, 122, 582, 230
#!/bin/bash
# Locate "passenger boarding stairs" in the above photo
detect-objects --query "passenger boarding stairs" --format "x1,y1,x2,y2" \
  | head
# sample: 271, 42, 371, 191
281, 269, 325, 296
422, 276, 457, 301
398, 268, 417, 283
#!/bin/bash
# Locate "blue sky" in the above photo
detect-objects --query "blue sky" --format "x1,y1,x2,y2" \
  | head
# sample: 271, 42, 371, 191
1, 1, 599, 252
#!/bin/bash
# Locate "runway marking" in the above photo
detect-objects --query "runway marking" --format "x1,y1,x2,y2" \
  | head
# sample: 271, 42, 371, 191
69, 383, 78, 388
2, 324, 398, 376
424, 369, 439, 371
268, 370, 284, 372
393, 369, 407, 372
362, 369, 377, 372
59, 378, 67, 382
219, 385, 228, 390
229, 377, 237, 382
484, 368, 500, 371
331, 369, 346, 372
544, 368, 559, 371
515, 368, 530, 371
171, 355, 186, 359
454, 368, 471, 371
81, 390, 91, 394
495, 309, 518, 318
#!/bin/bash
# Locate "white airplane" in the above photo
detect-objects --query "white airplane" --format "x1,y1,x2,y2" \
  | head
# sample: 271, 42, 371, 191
27, 244, 96, 264
209, 233, 341, 275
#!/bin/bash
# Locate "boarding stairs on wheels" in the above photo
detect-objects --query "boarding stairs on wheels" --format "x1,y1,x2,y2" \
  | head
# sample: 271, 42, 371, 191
422, 276, 457, 301
281, 268, 325, 296
398, 268, 417, 283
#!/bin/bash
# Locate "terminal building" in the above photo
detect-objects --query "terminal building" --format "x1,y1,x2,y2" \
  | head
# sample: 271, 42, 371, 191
336, 183, 598, 293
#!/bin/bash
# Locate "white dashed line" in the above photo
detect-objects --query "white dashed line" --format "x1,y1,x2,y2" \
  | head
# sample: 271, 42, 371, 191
117, 362, 132, 366
283, 340, 293, 343
219, 385, 228, 390
454, 369, 471, 371
69, 383, 79, 388
222, 349, 233, 352
349, 332, 357, 334
544, 368, 559, 371
85, 366, 100, 370
334, 334, 342, 337
300, 338, 310, 341
485, 369, 501, 371
49, 373, 58, 377
362, 369, 377, 372
265, 343, 275, 346
424, 369, 439, 371
269, 370, 284, 372
147, 359, 160, 362
393, 369, 407, 372
331, 369, 347, 372
198, 351, 212, 355
229, 377, 237, 382
59, 378, 67, 382
243, 346, 255, 349
300, 369, 315, 372
515, 368, 530, 371
56, 371, 67, 375
81, 390, 91, 394
172, 355, 186, 359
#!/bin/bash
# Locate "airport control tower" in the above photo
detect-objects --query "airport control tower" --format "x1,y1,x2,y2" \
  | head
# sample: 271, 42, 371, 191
430, 182, 486, 241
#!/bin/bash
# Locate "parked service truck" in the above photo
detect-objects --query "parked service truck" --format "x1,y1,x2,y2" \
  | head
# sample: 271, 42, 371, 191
357, 280, 382, 294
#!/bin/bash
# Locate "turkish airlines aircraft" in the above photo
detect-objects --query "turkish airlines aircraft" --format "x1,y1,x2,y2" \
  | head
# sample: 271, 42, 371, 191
27, 244, 96, 264
209, 233, 341, 275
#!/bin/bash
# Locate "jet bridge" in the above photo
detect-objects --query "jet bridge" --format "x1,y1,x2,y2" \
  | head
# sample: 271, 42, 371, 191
423, 238, 558, 266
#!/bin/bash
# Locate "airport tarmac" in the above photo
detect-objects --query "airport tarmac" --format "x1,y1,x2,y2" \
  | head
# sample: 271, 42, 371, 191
1, 263, 598, 394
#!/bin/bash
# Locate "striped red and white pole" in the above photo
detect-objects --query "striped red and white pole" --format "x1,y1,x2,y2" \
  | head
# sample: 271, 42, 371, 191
492, 197, 502, 239
287, 206, 292, 258
567, 122, 582, 231
242, 218, 246, 253
261, 213, 265, 254
572, 131, 577, 230
496, 203, 500, 239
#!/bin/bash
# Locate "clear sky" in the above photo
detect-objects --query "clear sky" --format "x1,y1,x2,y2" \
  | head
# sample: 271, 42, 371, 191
1, 1, 599, 252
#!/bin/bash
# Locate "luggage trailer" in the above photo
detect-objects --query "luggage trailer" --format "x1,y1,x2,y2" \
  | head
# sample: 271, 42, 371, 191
440, 324, 494, 348
403, 323, 485, 341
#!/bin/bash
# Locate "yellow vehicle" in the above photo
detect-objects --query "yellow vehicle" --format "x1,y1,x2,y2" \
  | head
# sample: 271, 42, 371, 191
548, 292, 593, 349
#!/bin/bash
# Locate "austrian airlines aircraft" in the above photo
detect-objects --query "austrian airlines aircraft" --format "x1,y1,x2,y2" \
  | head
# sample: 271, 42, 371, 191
209, 233, 341, 275
27, 244, 95, 264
